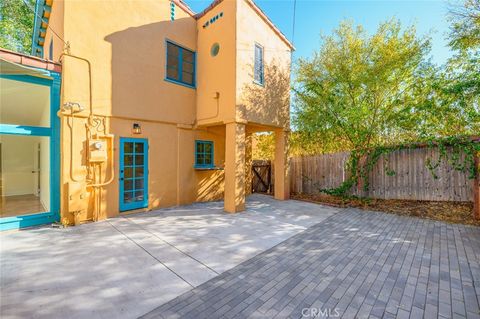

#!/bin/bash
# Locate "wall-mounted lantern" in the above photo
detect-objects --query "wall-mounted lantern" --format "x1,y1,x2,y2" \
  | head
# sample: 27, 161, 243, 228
132, 123, 142, 134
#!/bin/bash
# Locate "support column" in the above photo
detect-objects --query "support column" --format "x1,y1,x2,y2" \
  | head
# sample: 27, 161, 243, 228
224, 122, 246, 213
274, 129, 289, 200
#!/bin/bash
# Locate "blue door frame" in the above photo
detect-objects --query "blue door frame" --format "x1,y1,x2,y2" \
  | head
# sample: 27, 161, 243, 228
0, 73, 61, 231
119, 138, 148, 211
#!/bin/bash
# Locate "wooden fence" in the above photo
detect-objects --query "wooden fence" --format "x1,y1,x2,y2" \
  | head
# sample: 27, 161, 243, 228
289, 147, 475, 202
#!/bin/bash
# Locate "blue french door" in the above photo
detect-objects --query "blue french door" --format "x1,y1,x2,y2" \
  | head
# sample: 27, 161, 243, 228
119, 138, 148, 211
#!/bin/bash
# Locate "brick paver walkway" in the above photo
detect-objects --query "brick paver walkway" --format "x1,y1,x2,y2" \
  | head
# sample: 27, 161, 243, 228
141, 209, 480, 319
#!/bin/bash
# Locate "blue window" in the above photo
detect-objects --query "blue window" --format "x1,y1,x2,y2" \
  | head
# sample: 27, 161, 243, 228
195, 140, 214, 168
166, 41, 195, 87
254, 43, 264, 85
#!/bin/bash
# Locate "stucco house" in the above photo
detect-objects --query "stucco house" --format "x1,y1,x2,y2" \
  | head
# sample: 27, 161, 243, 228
0, 0, 293, 230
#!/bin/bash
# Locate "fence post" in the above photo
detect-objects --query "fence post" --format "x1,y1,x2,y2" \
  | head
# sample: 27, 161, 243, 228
474, 153, 480, 220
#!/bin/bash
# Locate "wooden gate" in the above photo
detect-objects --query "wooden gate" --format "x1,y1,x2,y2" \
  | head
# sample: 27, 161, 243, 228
251, 160, 272, 194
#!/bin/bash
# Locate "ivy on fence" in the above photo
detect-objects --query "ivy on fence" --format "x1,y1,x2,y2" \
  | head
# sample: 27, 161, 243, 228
319, 136, 480, 198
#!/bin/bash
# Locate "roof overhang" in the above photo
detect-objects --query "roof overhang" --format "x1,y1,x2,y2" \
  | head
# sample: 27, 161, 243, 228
1, 47, 61, 77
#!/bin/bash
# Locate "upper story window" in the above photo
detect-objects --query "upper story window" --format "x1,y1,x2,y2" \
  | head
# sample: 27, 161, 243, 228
166, 41, 195, 87
195, 140, 214, 168
254, 43, 264, 85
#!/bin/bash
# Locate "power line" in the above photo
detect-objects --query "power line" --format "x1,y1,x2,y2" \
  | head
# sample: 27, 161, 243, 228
292, 0, 297, 46
22, 0, 68, 46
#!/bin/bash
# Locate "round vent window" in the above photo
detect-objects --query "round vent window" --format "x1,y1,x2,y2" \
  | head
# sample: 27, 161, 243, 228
210, 43, 220, 57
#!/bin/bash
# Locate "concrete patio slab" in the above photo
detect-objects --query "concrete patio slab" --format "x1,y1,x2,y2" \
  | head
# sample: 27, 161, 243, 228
0, 194, 339, 319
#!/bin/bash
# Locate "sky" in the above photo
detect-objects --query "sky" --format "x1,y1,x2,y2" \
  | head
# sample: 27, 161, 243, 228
184, 0, 456, 65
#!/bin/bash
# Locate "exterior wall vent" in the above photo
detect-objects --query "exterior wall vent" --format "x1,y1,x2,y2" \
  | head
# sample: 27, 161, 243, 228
202, 12, 223, 29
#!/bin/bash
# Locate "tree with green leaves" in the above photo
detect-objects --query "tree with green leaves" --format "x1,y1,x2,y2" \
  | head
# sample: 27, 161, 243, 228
448, 0, 480, 51
436, 0, 480, 134
291, 16, 479, 197
0, 0, 35, 53
293, 19, 432, 153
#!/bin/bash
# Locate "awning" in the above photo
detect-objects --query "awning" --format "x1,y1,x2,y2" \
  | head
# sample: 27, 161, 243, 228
0, 58, 53, 79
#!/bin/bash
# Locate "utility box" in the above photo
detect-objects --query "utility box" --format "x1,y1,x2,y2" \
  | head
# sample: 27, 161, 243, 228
88, 139, 108, 163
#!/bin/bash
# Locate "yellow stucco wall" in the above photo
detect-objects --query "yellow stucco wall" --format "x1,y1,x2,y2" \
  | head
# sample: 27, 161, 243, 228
236, 0, 291, 129
197, 0, 292, 129
196, 0, 237, 127
62, 0, 196, 122
51, 0, 229, 224
42, 0, 63, 62
60, 114, 226, 224
42, 0, 290, 224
